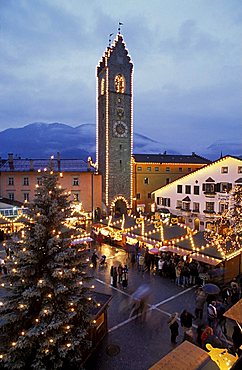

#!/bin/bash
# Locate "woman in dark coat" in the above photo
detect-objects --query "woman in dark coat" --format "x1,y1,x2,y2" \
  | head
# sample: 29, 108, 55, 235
168, 312, 179, 344
112, 267, 118, 288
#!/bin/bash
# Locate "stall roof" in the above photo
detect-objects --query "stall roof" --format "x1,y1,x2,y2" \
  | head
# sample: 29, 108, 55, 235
149, 341, 218, 370
224, 299, 242, 323
190, 253, 222, 266
177, 232, 226, 261
160, 246, 190, 256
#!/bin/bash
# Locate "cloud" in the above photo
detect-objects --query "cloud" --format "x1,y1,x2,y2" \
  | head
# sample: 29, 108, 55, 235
159, 19, 220, 60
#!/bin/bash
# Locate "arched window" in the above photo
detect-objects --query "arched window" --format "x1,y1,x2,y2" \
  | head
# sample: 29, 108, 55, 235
115, 74, 125, 93
100, 78, 105, 95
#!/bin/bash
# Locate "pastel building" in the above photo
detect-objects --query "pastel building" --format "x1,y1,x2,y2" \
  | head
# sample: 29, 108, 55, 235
0, 154, 102, 216
152, 156, 242, 230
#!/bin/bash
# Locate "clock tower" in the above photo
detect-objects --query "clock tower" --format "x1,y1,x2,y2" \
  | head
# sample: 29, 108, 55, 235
97, 34, 133, 214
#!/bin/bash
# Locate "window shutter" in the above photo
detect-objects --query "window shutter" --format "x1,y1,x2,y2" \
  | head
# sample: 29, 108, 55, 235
202, 184, 205, 191
215, 183, 221, 192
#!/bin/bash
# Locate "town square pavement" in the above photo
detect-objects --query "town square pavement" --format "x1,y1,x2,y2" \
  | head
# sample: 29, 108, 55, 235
85, 243, 200, 370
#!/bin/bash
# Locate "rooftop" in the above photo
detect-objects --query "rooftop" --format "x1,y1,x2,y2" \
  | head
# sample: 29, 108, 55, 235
132, 153, 211, 164
0, 158, 93, 173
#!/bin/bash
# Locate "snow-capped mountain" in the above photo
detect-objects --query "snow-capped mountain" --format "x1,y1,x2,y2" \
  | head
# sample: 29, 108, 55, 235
0, 122, 178, 160
0, 122, 240, 160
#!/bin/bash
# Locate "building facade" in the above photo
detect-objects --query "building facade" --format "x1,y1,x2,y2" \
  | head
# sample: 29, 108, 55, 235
0, 154, 102, 217
132, 153, 211, 213
152, 156, 242, 230
97, 34, 133, 214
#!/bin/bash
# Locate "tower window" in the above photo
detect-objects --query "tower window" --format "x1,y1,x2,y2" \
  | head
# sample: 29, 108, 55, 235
115, 74, 125, 93
144, 178, 149, 185
101, 78, 105, 95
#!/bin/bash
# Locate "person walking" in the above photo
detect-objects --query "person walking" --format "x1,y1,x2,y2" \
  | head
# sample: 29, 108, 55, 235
118, 263, 123, 284
112, 266, 118, 288
180, 309, 194, 339
110, 265, 114, 285
168, 312, 179, 344
122, 265, 128, 289
91, 250, 99, 269
207, 301, 217, 329
195, 287, 206, 320
138, 254, 145, 273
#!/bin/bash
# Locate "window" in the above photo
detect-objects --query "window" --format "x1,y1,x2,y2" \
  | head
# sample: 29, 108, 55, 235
144, 177, 149, 184
178, 168, 183, 172
100, 78, 105, 95
182, 201, 190, 211
166, 167, 170, 172
8, 193, 14, 201
155, 167, 159, 172
194, 185, 199, 195
120, 159, 122, 168
157, 197, 161, 205
193, 202, 200, 213
37, 177, 42, 186
137, 167, 142, 172
73, 193, 79, 202
221, 167, 228, 174
73, 177, 79, 186
188, 168, 192, 172
148, 193, 151, 199
23, 177, 29, 186
220, 183, 232, 193
203, 183, 215, 194
205, 202, 215, 213
24, 193, 29, 202
136, 193, 140, 199
176, 200, 182, 209
238, 166, 242, 174
147, 167, 151, 171
8, 177, 14, 186
185, 185, 191, 194
219, 202, 228, 213
162, 198, 170, 207
115, 74, 125, 93
177, 185, 182, 193
166, 178, 171, 185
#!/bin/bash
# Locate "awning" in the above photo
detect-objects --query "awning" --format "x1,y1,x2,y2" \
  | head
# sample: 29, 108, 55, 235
224, 299, 242, 323
160, 245, 190, 256
190, 253, 222, 266
71, 237, 93, 245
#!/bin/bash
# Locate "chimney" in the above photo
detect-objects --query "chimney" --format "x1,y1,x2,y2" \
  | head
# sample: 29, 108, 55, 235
8, 153, 14, 170
57, 152, 61, 172
29, 159, 34, 171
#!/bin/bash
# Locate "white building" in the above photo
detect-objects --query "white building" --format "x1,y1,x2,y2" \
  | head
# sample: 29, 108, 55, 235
152, 156, 242, 231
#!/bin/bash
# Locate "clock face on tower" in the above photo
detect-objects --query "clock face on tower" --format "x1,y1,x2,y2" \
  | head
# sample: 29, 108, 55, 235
113, 121, 128, 138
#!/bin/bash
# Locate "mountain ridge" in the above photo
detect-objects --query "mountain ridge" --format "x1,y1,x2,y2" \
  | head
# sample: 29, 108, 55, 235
0, 122, 240, 161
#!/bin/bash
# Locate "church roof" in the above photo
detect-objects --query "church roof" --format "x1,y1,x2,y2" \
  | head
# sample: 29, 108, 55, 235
132, 153, 211, 164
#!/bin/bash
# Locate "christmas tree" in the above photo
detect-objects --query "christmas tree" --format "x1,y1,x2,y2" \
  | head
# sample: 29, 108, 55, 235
205, 185, 242, 256
0, 171, 95, 369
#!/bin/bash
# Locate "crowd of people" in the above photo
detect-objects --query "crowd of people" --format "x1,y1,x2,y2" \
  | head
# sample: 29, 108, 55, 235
168, 283, 242, 358
91, 239, 242, 360
133, 246, 208, 289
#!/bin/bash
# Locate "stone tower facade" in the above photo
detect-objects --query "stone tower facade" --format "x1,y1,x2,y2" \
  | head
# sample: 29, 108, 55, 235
96, 35, 133, 213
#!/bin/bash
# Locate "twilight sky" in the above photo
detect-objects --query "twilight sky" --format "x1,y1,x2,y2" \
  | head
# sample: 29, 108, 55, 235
0, 0, 241, 155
